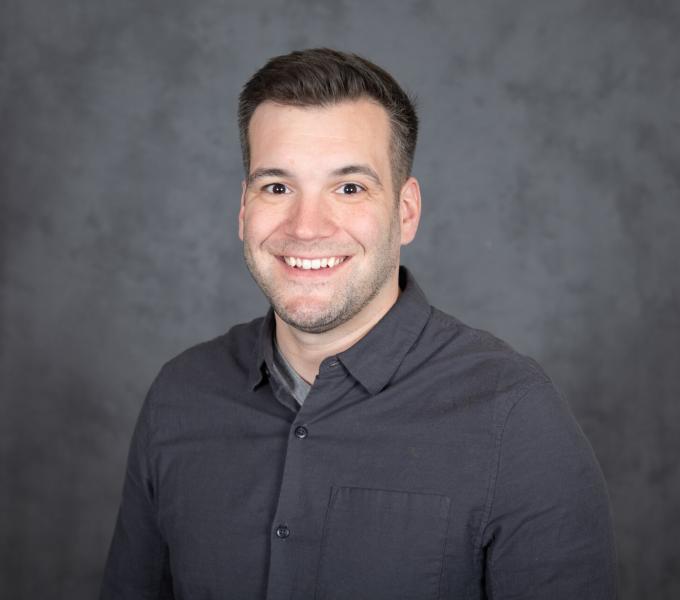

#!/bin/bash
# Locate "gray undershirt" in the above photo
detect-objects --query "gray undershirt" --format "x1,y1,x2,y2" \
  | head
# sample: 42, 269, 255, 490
271, 336, 312, 406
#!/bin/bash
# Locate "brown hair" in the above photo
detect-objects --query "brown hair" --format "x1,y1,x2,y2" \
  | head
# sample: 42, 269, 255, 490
238, 48, 418, 189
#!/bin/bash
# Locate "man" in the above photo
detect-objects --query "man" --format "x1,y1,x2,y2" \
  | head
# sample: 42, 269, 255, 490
101, 48, 617, 599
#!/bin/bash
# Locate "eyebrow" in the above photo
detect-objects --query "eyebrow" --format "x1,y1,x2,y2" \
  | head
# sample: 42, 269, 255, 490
247, 168, 293, 186
330, 164, 383, 188
246, 164, 383, 188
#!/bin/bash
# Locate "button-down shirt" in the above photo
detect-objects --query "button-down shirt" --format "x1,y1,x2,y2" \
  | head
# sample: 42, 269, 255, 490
100, 267, 617, 599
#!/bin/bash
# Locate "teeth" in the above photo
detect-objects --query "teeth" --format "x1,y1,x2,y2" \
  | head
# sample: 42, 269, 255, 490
283, 256, 346, 270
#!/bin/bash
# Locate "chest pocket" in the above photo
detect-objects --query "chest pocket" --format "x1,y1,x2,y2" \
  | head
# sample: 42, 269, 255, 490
314, 486, 450, 600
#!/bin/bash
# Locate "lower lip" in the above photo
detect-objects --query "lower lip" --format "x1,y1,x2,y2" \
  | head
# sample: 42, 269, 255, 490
278, 257, 350, 277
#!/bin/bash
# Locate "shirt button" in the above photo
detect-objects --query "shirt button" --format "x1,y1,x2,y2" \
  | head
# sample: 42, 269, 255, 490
294, 426, 308, 439
275, 525, 290, 539
328, 359, 339, 367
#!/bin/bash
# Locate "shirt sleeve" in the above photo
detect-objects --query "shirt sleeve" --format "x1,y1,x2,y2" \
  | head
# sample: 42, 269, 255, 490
481, 382, 618, 599
99, 376, 174, 600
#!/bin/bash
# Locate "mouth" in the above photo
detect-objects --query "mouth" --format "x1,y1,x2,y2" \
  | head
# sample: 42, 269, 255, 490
280, 255, 348, 271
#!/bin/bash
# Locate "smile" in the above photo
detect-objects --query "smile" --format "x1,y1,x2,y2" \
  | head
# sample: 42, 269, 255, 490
282, 256, 347, 270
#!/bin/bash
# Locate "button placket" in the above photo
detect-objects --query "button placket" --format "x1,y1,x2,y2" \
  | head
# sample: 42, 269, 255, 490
265, 365, 354, 598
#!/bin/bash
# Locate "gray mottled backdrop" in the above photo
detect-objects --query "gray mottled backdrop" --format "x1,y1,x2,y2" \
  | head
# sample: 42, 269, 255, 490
1, 0, 679, 598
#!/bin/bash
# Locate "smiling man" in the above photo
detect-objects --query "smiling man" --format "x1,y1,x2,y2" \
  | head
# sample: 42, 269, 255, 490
239, 97, 420, 383
101, 49, 617, 599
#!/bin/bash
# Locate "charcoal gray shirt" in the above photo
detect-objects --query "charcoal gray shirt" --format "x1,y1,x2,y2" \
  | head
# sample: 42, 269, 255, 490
100, 267, 617, 600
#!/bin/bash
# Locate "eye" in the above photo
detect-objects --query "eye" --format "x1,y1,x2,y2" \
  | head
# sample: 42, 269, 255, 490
335, 182, 365, 195
263, 182, 290, 194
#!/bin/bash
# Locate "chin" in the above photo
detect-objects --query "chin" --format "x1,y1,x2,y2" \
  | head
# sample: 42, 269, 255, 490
275, 300, 348, 334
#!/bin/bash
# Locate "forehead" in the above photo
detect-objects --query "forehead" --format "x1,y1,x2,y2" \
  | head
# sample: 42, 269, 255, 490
248, 99, 392, 171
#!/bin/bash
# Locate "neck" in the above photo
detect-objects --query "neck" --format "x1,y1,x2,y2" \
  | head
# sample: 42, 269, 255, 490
274, 277, 400, 384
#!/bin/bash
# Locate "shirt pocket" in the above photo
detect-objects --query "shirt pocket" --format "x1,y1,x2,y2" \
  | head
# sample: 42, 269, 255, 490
314, 486, 451, 600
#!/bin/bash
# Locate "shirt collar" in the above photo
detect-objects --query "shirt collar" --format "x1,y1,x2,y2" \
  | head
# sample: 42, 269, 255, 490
248, 308, 276, 391
337, 266, 432, 395
248, 266, 432, 395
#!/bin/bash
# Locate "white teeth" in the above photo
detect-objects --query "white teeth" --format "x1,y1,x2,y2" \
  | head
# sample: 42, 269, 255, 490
283, 256, 346, 270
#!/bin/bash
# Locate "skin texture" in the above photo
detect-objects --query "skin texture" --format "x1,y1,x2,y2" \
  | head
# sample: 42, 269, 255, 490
239, 99, 421, 382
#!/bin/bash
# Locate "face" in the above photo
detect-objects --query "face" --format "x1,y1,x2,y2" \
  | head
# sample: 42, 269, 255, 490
239, 99, 420, 334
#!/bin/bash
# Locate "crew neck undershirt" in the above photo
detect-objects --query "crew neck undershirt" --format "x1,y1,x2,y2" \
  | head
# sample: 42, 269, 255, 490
271, 336, 312, 406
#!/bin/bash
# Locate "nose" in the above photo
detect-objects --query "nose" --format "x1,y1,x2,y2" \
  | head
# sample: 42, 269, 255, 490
284, 193, 335, 240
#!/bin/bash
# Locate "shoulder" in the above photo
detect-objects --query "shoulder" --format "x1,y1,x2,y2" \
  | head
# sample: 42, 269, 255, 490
424, 311, 591, 480
423, 308, 591, 461
410, 306, 553, 407
146, 316, 265, 402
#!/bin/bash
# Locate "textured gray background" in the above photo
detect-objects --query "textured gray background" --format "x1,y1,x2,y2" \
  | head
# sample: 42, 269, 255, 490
1, 0, 679, 598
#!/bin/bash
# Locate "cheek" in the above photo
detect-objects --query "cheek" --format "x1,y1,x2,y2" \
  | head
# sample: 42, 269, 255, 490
242, 204, 284, 243
342, 207, 396, 247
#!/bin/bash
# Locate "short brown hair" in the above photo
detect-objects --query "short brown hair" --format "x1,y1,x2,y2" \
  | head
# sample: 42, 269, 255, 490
238, 48, 418, 189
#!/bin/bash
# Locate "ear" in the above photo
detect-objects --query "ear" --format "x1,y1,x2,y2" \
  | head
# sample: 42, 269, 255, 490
238, 180, 247, 241
398, 176, 421, 245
